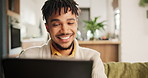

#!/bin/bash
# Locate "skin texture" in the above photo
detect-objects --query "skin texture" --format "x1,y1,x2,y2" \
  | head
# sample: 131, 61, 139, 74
45, 8, 78, 56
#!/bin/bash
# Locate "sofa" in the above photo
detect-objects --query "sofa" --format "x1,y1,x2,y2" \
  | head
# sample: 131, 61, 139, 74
104, 62, 148, 78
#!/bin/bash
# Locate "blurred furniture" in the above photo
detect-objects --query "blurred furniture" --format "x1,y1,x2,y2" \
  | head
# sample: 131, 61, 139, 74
79, 40, 120, 62
6, 0, 20, 18
6, 0, 21, 57
9, 38, 45, 58
104, 62, 148, 78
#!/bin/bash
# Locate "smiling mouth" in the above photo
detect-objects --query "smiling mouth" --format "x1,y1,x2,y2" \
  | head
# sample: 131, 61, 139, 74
58, 36, 70, 39
56, 33, 73, 40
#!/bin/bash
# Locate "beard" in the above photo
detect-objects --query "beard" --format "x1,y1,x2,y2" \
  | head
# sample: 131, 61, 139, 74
52, 40, 74, 50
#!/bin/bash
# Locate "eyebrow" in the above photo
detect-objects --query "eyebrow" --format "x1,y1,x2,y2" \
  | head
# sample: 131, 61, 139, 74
67, 18, 76, 21
50, 19, 60, 22
50, 18, 76, 22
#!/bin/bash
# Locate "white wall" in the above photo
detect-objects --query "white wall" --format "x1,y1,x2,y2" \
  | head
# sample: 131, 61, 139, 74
107, 0, 116, 34
75, 0, 90, 8
20, 0, 47, 39
120, 0, 148, 62
75, 0, 107, 22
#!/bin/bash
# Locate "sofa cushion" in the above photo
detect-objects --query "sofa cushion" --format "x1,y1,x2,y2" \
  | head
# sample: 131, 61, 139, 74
104, 62, 148, 78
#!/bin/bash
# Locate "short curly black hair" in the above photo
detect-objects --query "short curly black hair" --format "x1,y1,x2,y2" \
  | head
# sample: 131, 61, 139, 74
41, 0, 80, 23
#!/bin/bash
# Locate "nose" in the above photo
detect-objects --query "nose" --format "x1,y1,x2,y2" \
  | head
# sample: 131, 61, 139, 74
60, 24, 69, 34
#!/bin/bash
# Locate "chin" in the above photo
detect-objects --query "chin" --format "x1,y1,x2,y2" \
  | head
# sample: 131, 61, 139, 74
61, 41, 73, 47
57, 41, 74, 50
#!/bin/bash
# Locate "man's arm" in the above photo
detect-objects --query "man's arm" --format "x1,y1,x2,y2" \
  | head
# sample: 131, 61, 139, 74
91, 52, 107, 78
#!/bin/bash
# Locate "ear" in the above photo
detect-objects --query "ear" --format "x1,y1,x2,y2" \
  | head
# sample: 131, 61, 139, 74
45, 23, 50, 32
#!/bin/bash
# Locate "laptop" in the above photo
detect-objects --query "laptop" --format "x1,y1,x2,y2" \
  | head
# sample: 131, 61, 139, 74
2, 58, 93, 78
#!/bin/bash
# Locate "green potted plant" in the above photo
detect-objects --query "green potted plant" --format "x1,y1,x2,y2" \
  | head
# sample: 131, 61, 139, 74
139, 0, 148, 7
84, 16, 106, 40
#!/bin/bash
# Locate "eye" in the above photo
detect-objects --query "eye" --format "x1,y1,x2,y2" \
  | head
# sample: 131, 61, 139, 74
68, 22, 75, 25
52, 23, 61, 27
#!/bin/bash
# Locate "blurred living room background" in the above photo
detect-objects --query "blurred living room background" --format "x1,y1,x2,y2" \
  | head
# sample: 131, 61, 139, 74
1, 0, 148, 78
1, 0, 148, 63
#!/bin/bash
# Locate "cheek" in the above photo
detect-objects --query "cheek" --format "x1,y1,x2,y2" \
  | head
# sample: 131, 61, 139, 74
73, 26, 77, 33
74, 28, 77, 33
49, 28, 59, 36
71, 27, 77, 38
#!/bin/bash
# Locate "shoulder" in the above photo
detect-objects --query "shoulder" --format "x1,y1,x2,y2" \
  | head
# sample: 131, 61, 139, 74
24, 46, 42, 53
74, 39, 100, 58
79, 46, 100, 55
78, 46, 100, 59
19, 44, 47, 58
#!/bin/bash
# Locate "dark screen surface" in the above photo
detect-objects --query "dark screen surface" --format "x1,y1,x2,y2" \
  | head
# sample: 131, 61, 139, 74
10, 26, 21, 49
2, 58, 93, 78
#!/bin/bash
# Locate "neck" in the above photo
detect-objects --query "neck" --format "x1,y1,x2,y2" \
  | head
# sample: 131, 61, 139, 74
52, 42, 74, 56
58, 47, 73, 56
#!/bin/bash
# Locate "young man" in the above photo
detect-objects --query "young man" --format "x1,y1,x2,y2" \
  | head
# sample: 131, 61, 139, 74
19, 0, 107, 78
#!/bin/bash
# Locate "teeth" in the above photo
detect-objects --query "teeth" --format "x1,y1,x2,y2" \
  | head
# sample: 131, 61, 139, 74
59, 36, 70, 39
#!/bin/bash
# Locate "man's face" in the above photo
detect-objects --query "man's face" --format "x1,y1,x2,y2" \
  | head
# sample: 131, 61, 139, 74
45, 8, 78, 49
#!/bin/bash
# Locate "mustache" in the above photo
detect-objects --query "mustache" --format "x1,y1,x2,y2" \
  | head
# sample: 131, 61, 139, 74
56, 33, 73, 36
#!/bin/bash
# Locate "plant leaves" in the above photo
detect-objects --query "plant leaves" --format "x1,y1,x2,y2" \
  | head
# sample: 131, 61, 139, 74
84, 16, 106, 34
